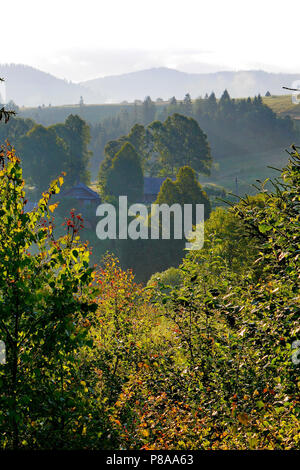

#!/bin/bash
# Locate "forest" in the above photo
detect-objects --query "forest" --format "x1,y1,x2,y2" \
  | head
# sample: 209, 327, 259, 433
0, 91, 298, 280
0, 86, 299, 450
15, 91, 296, 178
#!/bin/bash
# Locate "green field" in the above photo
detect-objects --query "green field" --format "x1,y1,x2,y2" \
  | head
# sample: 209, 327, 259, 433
262, 93, 300, 117
198, 147, 290, 196
89, 147, 290, 199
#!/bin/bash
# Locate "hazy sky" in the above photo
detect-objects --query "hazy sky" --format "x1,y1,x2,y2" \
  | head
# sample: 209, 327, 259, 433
1, 0, 300, 81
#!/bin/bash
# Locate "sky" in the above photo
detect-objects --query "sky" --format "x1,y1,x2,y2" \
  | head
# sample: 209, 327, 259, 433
1, 0, 300, 82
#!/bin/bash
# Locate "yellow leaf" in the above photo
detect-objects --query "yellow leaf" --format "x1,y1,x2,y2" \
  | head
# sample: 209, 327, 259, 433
49, 203, 58, 213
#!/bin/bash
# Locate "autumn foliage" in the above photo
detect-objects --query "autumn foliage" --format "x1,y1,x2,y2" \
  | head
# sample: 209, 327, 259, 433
0, 144, 299, 449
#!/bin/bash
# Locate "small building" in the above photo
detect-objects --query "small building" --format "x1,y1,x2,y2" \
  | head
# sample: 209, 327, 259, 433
60, 179, 169, 207
61, 182, 101, 208
143, 177, 174, 203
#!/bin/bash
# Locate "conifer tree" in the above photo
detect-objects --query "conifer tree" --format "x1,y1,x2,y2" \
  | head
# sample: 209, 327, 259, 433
155, 165, 211, 220
142, 96, 156, 125
106, 142, 144, 202
182, 93, 193, 116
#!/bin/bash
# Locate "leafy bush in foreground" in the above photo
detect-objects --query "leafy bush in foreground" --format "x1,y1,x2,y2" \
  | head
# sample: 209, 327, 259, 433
0, 144, 299, 449
0, 145, 96, 448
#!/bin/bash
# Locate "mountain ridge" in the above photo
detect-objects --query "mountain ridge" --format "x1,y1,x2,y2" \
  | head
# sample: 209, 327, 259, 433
81, 67, 300, 103
1, 63, 300, 106
0, 63, 97, 107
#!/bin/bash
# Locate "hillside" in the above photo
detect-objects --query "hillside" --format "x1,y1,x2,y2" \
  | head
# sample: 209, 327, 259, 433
82, 67, 300, 102
263, 94, 300, 118
18, 102, 139, 126
3, 63, 300, 107
18, 93, 300, 127
0, 64, 96, 107
198, 147, 290, 197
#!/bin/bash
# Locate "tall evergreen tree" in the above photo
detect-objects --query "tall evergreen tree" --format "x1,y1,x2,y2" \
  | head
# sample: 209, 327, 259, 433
155, 165, 211, 220
105, 142, 144, 202
141, 96, 156, 125
51, 114, 91, 185
207, 92, 218, 115
20, 124, 69, 195
182, 93, 193, 116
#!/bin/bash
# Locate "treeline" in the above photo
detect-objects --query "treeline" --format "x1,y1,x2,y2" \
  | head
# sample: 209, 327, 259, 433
99, 113, 211, 187
18, 91, 297, 177
90, 91, 296, 173
0, 114, 91, 195
4, 90, 298, 182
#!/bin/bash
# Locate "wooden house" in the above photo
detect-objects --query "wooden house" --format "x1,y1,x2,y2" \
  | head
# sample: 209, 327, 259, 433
143, 177, 174, 203
61, 182, 101, 208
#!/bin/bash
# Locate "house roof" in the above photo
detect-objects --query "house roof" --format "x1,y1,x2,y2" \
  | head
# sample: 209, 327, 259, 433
62, 182, 101, 200
61, 179, 172, 201
144, 177, 175, 195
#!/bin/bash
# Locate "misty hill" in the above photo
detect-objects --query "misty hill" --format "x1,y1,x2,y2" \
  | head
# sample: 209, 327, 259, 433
1, 64, 300, 106
82, 67, 300, 102
0, 64, 97, 107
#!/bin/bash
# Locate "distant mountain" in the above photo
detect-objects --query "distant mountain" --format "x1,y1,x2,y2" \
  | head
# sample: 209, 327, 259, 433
0, 64, 97, 107
82, 67, 300, 102
1, 64, 300, 107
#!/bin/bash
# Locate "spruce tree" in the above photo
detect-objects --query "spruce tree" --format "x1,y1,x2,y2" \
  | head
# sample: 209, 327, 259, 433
106, 142, 144, 202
